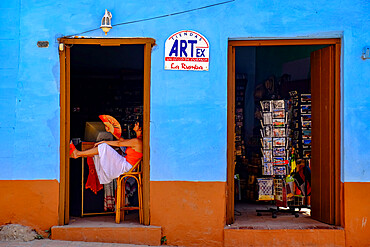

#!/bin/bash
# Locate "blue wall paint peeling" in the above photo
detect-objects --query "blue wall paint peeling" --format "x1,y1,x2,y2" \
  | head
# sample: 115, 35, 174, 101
0, 0, 370, 182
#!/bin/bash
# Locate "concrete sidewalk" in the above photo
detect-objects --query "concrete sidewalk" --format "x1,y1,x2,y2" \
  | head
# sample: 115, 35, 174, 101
0, 239, 162, 247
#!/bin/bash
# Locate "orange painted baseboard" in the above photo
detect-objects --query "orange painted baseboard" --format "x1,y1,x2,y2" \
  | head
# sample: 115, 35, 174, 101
344, 182, 370, 247
51, 225, 161, 245
0, 180, 59, 235
224, 228, 345, 247
150, 181, 226, 247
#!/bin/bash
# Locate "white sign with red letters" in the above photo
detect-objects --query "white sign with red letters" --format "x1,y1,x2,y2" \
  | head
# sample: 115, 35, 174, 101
165, 30, 209, 71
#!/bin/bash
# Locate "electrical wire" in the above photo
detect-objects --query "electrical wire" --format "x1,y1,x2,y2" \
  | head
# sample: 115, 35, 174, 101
64, 0, 235, 38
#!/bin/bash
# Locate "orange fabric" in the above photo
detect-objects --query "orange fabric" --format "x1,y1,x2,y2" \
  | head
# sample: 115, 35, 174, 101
69, 141, 76, 156
85, 156, 103, 194
125, 147, 143, 166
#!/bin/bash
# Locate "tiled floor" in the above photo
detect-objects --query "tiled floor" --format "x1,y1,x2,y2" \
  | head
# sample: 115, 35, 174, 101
227, 202, 338, 229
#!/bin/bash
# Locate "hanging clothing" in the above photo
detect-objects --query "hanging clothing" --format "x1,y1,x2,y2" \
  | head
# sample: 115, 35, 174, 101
104, 180, 116, 211
85, 156, 104, 194
293, 163, 311, 196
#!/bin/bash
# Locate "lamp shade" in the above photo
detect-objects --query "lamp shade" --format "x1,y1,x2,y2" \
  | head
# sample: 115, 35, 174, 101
100, 9, 112, 35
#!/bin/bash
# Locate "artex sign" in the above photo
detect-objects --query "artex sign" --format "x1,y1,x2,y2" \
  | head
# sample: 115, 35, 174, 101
165, 30, 209, 71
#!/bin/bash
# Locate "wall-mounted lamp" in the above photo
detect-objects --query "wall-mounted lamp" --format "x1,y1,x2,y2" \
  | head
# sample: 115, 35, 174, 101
100, 9, 112, 35
362, 46, 370, 60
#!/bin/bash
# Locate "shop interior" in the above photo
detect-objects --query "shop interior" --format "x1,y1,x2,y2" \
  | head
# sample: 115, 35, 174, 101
69, 44, 144, 222
233, 45, 335, 228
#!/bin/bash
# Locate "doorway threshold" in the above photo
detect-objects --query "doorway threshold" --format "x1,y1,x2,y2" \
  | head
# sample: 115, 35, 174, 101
51, 215, 161, 245
228, 202, 341, 230
224, 202, 344, 246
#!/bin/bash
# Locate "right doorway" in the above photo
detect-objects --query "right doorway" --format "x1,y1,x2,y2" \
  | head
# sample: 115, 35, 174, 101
227, 39, 341, 227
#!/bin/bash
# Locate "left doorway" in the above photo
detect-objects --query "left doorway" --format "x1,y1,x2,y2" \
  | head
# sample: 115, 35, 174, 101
59, 38, 155, 225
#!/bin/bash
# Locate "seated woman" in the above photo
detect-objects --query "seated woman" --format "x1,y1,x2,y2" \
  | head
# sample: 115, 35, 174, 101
70, 120, 143, 184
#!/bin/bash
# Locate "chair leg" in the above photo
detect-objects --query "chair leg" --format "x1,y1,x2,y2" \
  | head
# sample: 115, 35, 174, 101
116, 175, 143, 224
138, 179, 143, 224
121, 179, 126, 222
115, 178, 122, 224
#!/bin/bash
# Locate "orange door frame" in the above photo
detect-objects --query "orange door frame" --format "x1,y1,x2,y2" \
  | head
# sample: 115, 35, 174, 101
226, 39, 342, 225
58, 38, 155, 226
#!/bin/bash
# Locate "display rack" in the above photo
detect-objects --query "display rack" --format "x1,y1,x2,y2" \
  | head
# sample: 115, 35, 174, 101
235, 74, 247, 161
257, 99, 289, 198
234, 74, 247, 201
256, 94, 311, 217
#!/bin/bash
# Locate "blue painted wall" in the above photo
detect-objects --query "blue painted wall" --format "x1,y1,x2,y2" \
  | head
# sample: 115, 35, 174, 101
0, 0, 369, 182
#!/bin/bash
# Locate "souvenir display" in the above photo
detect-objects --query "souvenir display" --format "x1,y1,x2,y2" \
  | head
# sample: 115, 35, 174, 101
273, 118, 285, 127
300, 104, 311, 113
303, 149, 311, 158
235, 79, 247, 159
302, 139, 311, 146
273, 166, 287, 175
264, 125, 272, 137
272, 100, 285, 109
253, 93, 311, 214
273, 147, 286, 157
302, 121, 311, 128
263, 137, 272, 149
290, 93, 312, 160
273, 128, 285, 137
272, 109, 285, 118
257, 178, 274, 201
263, 163, 274, 175
258, 99, 289, 202
302, 129, 311, 138
261, 100, 271, 112
273, 137, 286, 147
301, 114, 311, 121
273, 156, 284, 163
301, 94, 311, 103
233, 74, 313, 216
263, 112, 272, 125
263, 149, 273, 162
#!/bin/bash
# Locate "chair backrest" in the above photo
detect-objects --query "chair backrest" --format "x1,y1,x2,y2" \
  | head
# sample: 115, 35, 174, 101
128, 158, 143, 173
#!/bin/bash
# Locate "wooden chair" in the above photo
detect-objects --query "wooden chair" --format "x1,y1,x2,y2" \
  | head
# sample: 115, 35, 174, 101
115, 158, 143, 224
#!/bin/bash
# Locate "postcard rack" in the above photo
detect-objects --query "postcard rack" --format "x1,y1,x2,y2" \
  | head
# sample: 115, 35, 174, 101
256, 94, 311, 217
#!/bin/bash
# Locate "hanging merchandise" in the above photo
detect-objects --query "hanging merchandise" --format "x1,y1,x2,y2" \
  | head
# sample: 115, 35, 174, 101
274, 178, 287, 207
257, 178, 274, 201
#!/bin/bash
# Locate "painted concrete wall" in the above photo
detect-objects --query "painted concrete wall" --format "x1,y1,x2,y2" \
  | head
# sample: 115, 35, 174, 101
1, 0, 370, 182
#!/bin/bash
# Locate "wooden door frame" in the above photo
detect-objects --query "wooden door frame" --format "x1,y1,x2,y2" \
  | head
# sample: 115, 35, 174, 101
226, 38, 342, 225
58, 38, 155, 226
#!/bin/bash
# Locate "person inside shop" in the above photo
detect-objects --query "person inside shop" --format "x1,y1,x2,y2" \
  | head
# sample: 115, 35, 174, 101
254, 76, 277, 101
70, 116, 143, 185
